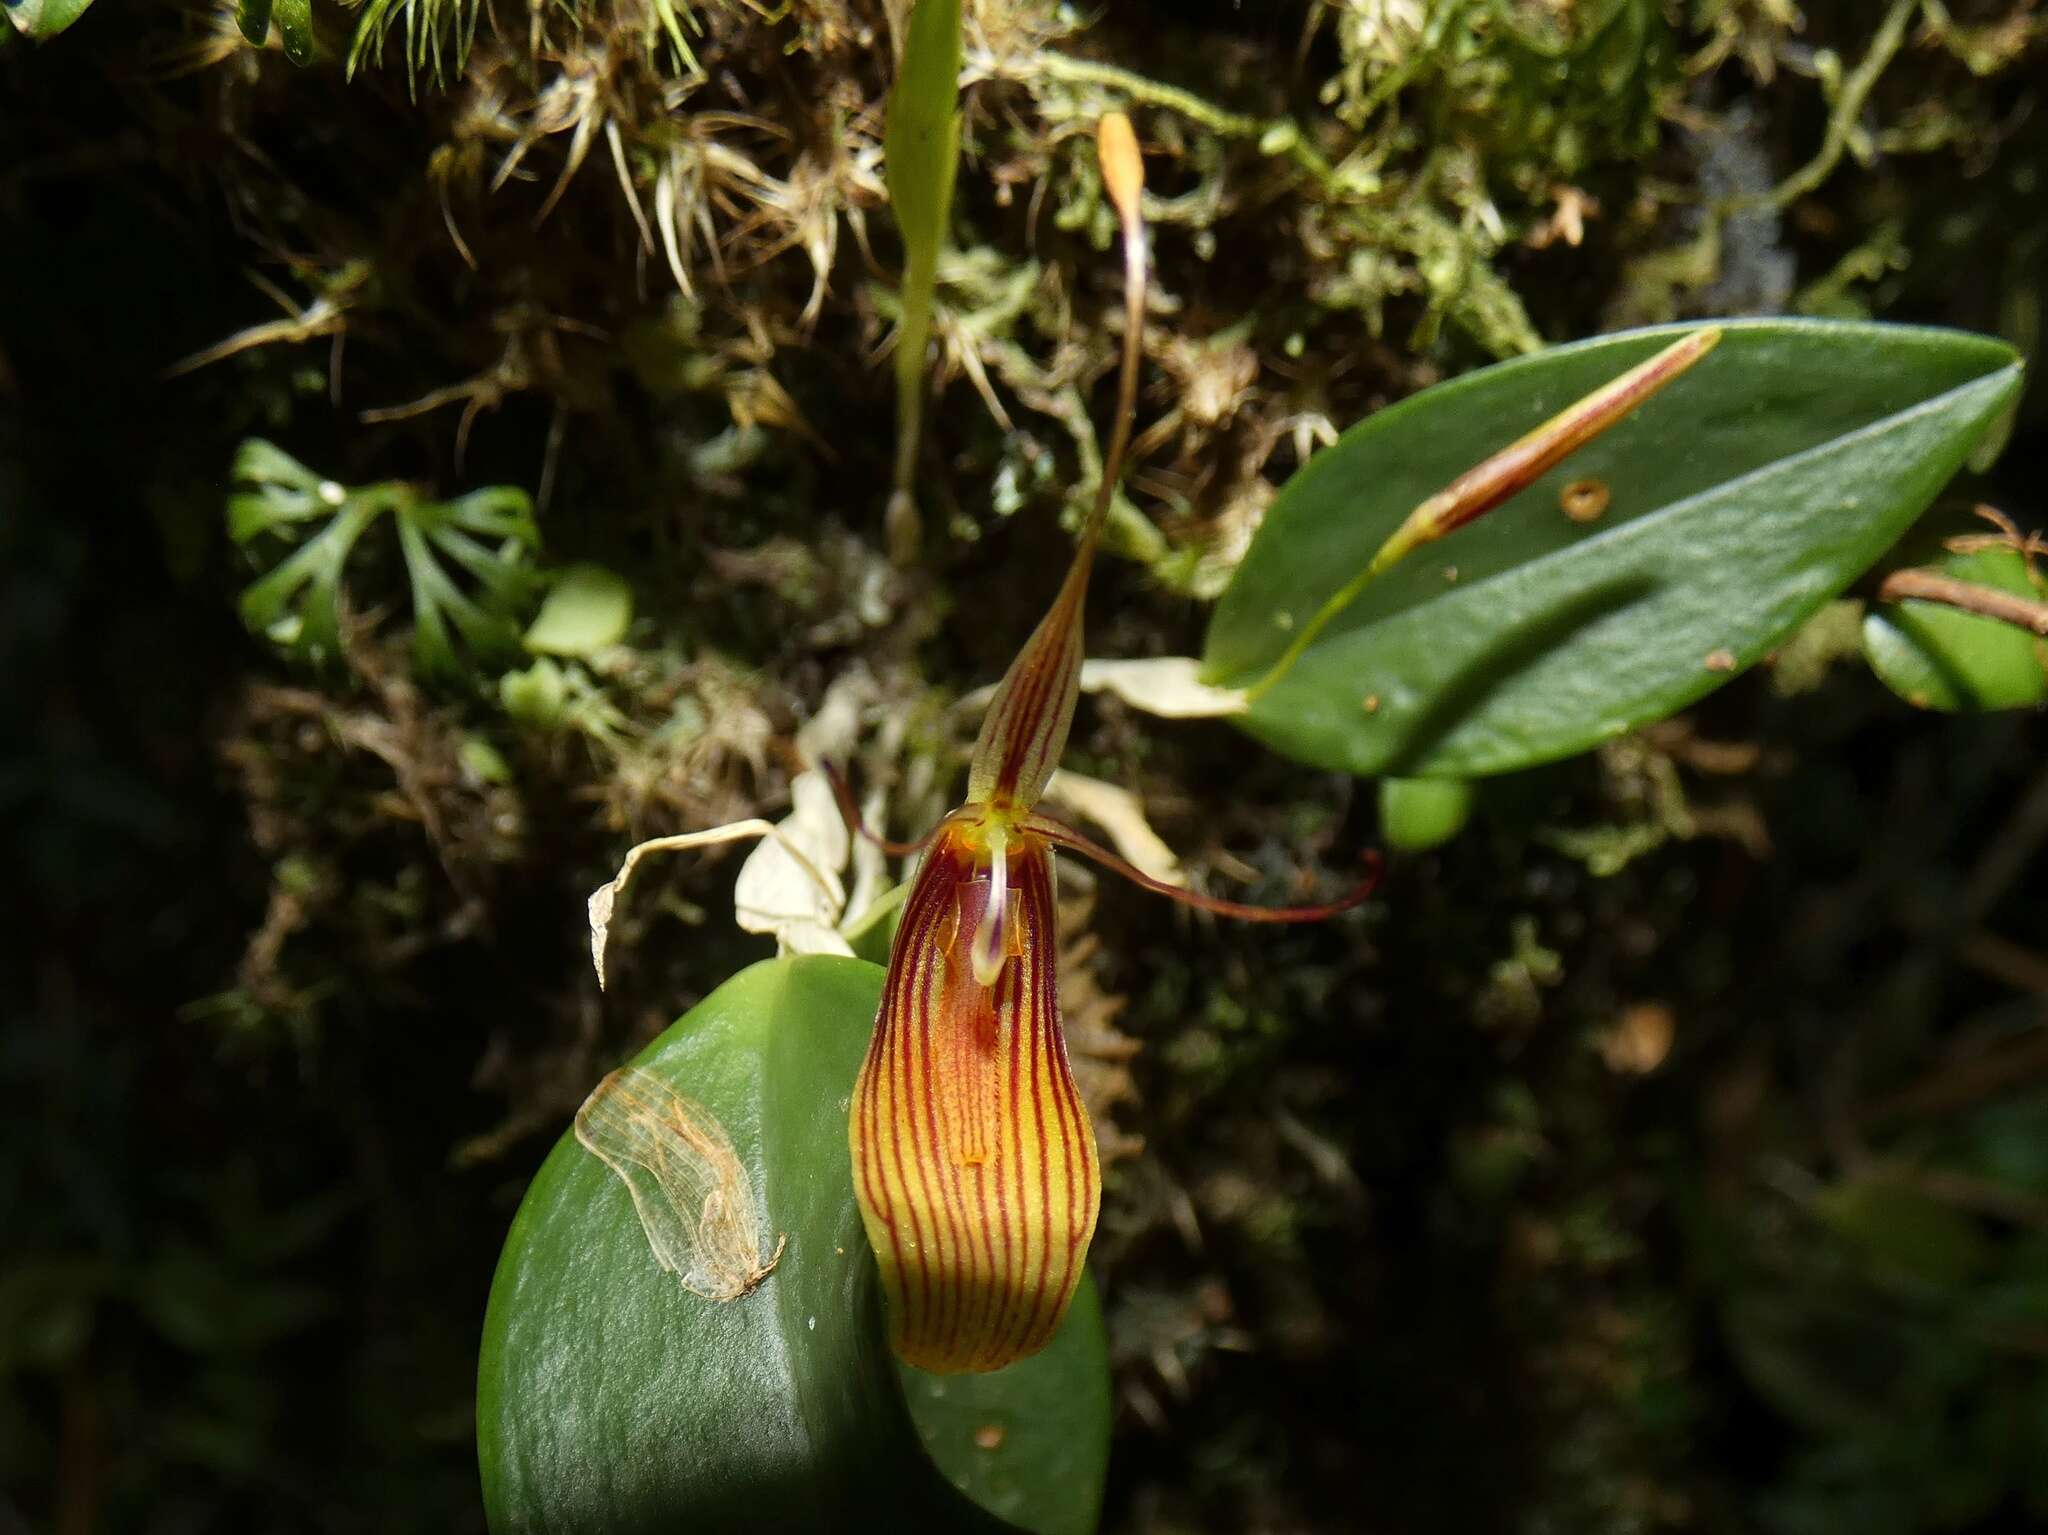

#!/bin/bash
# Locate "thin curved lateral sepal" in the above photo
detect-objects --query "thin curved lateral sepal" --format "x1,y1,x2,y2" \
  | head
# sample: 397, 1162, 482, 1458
823, 759, 941, 859
964, 114, 1149, 815
1025, 812, 1383, 923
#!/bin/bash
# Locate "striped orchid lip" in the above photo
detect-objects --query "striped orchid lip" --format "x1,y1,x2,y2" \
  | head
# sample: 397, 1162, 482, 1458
852, 812, 1088, 1372
847, 115, 1381, 1375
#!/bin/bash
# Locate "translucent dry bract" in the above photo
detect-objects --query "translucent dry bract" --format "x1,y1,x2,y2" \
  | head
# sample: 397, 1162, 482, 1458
574, 1067, 783, 1301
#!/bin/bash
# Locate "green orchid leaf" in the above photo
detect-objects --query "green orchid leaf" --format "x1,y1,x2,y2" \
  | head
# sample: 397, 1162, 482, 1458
898, 1281, 1110, 1535
1204, 320, 2022, 778
524, 563, 635, 658
234, 0, 273, 48
477, 956, 1111, 1535
5, 0, 96, 40
886, 0, 962, 277
1862, 548, 2048, 712
271, 0, 313, 65
1378, 777, 1475, 851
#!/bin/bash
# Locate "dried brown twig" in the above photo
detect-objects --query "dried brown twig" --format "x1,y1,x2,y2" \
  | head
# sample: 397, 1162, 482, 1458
1877, 569, 2048, 636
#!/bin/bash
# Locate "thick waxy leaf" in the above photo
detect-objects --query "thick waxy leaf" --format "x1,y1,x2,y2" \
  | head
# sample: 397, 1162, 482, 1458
478, 956, 1109, 1535
271, 0, 312, 65
1204, 320, 2022, 778
235, 0, 271, 46
1862, 549, 2048, 712
898, 1283, 1110, 1535
5, 0, 95, 40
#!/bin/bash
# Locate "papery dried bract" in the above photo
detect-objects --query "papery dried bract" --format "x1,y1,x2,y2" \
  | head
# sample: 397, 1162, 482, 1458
587, 807, 847, 988
1043, 769, 1184, 887
733, 771, 855, 956
1078, 655, 1249, 720
576, 1066, 784, 1301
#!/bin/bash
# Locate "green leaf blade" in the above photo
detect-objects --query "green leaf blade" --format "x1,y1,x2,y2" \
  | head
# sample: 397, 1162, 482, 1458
899, 1275, 1111, 1535
6, 0, 97, 40
884, 0, 963, 481
1204, 320, 2022, 778
1378, 776, 1475, 851
524, 563, 634, 658
477, 956, 1109, 1535
885, 0, 964, 294
271, 0, 313, 66
1863, 548, 2048, 712
234, 0, 273, 49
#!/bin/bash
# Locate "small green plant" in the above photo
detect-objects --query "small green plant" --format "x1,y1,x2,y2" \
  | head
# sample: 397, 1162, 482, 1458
1864, 523, 2048, 712
234, 0, 312, 66
1079, 317, 2024, 851
480, 84, 2027, 1535
228, 439, 545, 682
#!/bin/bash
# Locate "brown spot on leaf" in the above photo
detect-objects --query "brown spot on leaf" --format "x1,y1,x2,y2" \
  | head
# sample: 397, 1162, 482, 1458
1560, 477, 1610, 523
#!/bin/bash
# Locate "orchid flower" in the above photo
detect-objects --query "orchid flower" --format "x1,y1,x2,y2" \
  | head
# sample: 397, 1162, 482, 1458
846, 116, 1379, 1375
848, 120, 1722, 1374
587, 114, 1720, 1380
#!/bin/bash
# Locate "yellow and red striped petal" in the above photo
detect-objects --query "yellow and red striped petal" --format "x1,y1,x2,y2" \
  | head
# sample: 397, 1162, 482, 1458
849, 815, 1101, 1374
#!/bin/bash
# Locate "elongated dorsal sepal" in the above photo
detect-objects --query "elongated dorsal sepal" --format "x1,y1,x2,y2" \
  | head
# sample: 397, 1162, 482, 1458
965, 114, 1149, 812
965, 575, 1091, 810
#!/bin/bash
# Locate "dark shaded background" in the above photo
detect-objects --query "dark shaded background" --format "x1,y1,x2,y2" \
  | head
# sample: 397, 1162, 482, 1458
6, 2, 2047, 1531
